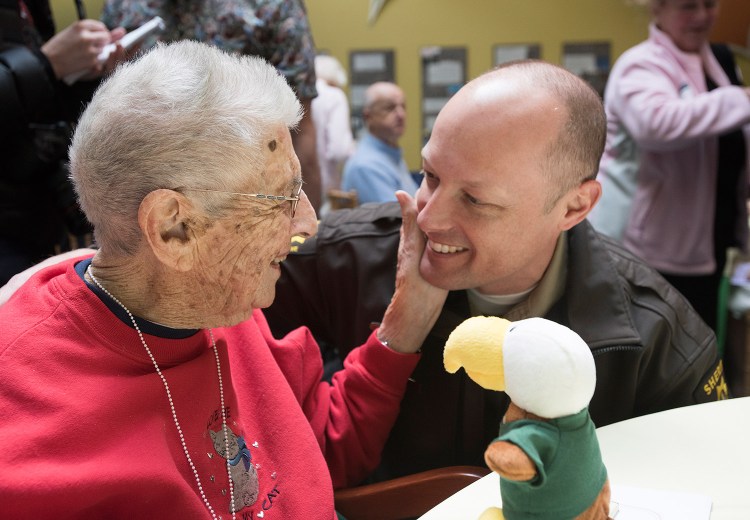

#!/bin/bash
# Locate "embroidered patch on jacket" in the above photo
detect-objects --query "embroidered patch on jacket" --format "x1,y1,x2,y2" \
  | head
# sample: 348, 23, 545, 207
695, 359, 729, 401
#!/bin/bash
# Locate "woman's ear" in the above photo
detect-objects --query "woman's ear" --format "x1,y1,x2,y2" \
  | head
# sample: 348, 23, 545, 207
138, 189, 196, 272
559, 179, 601, 231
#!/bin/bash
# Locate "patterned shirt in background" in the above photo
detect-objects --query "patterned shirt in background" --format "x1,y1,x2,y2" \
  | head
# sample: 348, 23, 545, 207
101, 0, 317, 100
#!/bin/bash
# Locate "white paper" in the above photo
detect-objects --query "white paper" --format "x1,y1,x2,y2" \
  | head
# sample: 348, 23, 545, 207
611, 485, 711, 520
426, 60, 462, 86
422, 97, 451, 113
349, 85, 368, 109
352, 53, 386, 72
494, 45, 532, 65
563, 53, 597, 75
63, 17, 165, 85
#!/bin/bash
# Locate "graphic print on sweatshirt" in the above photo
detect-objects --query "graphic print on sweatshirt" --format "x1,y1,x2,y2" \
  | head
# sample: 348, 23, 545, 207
209, 427, 259, 510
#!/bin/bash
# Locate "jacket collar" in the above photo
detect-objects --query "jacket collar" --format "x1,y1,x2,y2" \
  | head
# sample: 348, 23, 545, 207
504, 220, 641, 347
504, 232, 567, 322
563, 221, 642, 348
440, 220, 641, 349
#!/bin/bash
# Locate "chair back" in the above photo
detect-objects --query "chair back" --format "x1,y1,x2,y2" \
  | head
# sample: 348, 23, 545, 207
334, 465, 491, 520
327, 189, 358, 210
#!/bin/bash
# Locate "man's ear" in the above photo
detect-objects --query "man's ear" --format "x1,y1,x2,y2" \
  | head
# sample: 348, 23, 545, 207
138, 189, 197, 272
559, 179, 601, 231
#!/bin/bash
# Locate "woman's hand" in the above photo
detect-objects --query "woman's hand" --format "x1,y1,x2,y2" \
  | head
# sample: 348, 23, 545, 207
377, 190, 448, 354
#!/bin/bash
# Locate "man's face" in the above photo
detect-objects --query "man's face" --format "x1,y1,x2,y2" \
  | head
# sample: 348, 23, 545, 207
416, 81, 570, 296
190, 126, 317, 326
364, 85, 406, 146
653, 0, 718, 53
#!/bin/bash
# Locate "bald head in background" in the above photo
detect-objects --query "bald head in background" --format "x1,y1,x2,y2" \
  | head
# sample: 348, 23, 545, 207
363, 81, 407, 147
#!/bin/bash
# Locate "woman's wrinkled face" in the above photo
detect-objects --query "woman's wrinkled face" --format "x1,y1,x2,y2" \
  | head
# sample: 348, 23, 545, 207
190, 126, 317, 326
653, 0, 719, 53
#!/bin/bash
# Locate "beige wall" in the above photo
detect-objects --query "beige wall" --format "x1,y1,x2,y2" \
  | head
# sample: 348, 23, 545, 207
50, 0, 749, 170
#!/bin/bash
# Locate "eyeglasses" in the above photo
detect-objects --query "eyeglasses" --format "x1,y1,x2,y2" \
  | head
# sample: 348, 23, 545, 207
177, 184, 303, 218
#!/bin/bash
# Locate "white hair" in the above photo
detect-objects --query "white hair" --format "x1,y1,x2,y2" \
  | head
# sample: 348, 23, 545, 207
314, 54, 347, 88
70, 40, 302, 255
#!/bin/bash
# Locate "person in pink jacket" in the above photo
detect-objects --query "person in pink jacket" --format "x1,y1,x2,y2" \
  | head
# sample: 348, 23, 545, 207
589, 0, 750, 331
0, 40, 447, 519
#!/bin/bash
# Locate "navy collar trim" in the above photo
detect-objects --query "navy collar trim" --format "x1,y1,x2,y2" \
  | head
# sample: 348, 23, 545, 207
75, 258, 200, 339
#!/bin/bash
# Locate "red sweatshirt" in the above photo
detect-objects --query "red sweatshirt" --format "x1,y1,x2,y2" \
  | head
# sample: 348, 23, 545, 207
0, 257, 419, 519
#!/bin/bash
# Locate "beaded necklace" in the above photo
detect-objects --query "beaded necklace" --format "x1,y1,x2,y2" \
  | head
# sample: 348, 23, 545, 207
87, 265, 236, 519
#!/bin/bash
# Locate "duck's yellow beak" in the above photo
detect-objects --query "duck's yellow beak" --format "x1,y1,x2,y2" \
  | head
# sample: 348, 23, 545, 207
443, 316, 510, 391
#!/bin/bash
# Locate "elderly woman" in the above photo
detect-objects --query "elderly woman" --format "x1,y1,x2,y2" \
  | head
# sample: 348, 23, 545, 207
0, 41, 447, 518
589, 0, 750, 331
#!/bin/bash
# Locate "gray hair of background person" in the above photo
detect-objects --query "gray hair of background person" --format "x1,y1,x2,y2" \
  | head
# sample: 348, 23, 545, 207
69, 40, 303, 256
489, 60, 606, 211
314, 54, 347, 88
363, 81, 403, 110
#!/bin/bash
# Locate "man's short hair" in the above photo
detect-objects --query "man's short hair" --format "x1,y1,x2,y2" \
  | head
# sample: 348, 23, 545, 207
489, 61, 606, 211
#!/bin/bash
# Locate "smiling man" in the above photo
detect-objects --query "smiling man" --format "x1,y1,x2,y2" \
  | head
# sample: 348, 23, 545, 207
266, 60, 727, 482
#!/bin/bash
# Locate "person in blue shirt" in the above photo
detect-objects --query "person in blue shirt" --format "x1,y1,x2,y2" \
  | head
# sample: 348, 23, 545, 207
342, 82, 419, 204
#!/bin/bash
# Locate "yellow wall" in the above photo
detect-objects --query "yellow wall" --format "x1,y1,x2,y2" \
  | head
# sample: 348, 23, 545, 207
50, 0, 748, 169
50, 0, 89, 30
307, 0, 650, 168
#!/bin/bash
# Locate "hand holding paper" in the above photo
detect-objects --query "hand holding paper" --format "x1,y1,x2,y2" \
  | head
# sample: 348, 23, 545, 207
63, 17, 165, 84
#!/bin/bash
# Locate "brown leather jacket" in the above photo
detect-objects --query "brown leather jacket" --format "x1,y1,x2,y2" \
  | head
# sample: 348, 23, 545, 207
265, 202, 727, 483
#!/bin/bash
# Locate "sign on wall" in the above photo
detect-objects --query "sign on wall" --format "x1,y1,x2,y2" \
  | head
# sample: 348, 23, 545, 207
562, 42, 611, 97
349, 49, 396, 138
420, 46, 466, 144
492, 43, 541, 66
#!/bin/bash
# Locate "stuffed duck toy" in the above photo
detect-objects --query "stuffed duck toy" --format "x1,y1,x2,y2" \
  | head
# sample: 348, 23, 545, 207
444, 316, 612, 520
